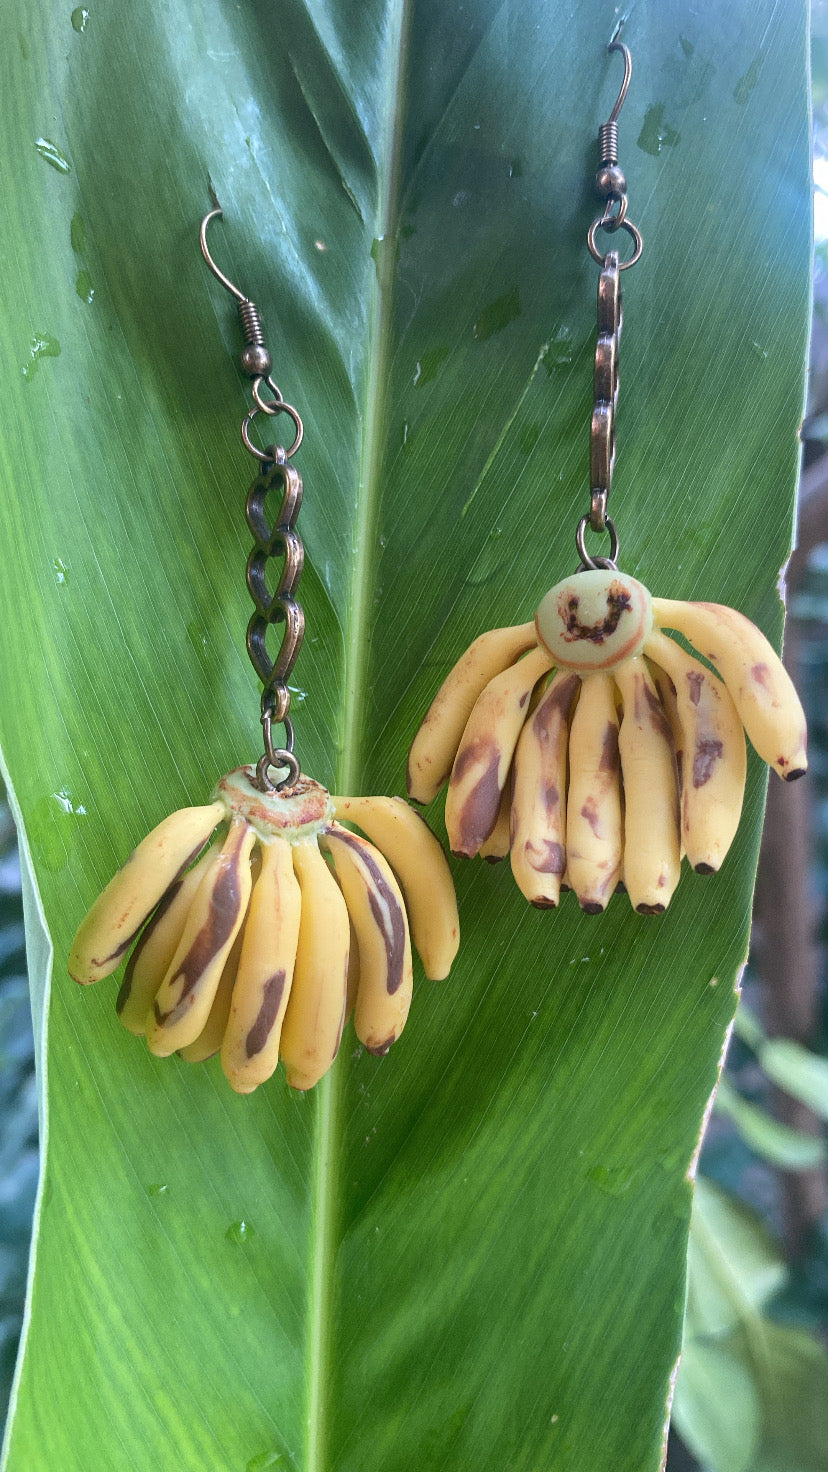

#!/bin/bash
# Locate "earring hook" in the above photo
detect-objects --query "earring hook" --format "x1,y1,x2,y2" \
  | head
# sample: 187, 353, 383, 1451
200, 188, 247, 305
606, 40, 632, 122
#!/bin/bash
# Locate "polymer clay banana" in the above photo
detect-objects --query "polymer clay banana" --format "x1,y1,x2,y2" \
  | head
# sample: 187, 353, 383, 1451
408, 567, 806, 914
70, 766, 459, 1091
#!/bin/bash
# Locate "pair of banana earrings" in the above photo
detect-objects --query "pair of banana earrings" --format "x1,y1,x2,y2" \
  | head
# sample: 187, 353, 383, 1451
69, 42, 807, 1094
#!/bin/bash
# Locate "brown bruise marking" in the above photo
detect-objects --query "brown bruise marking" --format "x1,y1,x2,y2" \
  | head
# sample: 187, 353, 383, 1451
686, 671, 703, 707
519, 689, 531, 708
366, 1033, 396, 1056
453, 744, 503, 856
533, 674, 580, 735
545, 783, 560, 816
525, 839, 565, 875
751, 662, 770, 689
116, 877, 185, 1012
558, 585, 632, 645
98, 836, 212, 971
245, 969, 287, 1057
333, 831, 406, 994
599, 722, 620, 773
580, 797, 601, 837
154, 843, 245, 1027
642, 681, 673, 742
693, 738, 724, 789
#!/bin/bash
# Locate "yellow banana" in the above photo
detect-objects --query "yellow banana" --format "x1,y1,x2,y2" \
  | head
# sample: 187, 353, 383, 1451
646, 630, 747, 874
146, 818, 255, 1056
510, 670, 580, 906
479, 784, 511, 862
179, 926, 246, 1064
445, 645, 554, 859
279, 838, 350, 1090
407, 621, 538, 803
650, 665, 686, 862
565, 672, 623, 912
652, 597, 806, 779
220, 836, 302, 1093
322, 825, 413, 1056
69, 801, 225, 985
615, 657, 681, 913
116, 842, 219, 1036
330, 795, 458, 980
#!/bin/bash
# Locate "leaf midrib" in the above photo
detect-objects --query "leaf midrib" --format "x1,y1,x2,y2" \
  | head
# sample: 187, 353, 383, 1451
306, 5, 412, 1469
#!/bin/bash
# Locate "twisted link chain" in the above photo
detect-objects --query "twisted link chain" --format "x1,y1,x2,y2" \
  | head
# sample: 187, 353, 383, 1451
578, 38, 643, 572
200, 200, 306, 792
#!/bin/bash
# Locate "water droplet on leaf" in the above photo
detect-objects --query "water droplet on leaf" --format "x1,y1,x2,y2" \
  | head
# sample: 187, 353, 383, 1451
35, 138, 72, 173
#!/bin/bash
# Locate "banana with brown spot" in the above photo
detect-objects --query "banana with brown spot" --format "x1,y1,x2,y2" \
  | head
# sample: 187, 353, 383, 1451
646, 630, 746, 874
615, 658, 681, 914
322, 825, 413, 1057
407, 622, 538, 804
279, 838, 350, 1091
510, 670, 580, 907
445, 645, 554, 860
68, 801, 225, 985
652, 598, 806, 780
330, 795, 459, 980
116, 842, 220, 1035
565, 672, 623, 913
146, 818, 256, 1056
220, 836, 302, 1094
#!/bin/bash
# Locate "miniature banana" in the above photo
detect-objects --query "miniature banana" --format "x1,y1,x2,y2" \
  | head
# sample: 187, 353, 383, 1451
615, 657, 681, 913
322, 825, 413, 1056
220, 836, 302, 1093
146, 818, 256, 1056
445, 644, 554, 859
646, 629, 746, 873
565, 672, 623, 912
279, 837, 350, 1091
510, 671, 579, 906
652, 598, 806, 779
69, 801, 225, 985
407, 621, 538, 803
116, 842, 220, 1035
330, 795, 459, 979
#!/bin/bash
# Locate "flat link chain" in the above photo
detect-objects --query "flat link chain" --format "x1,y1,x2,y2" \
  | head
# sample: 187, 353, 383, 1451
590, 251, 621, 533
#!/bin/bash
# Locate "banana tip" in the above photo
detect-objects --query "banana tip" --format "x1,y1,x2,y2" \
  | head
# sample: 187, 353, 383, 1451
783, 766, 807, 782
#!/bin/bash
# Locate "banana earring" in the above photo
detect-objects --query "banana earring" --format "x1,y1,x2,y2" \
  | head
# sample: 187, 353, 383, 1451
69, 193, 459, 1091
407, 40, 806, 916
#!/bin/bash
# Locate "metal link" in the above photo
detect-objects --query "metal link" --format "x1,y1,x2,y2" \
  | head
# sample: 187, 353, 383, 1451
576, 514, 620, 570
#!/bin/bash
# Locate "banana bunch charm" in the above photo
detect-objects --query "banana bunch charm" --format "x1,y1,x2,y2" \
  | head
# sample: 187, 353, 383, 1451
70, 768, 458, 1091
69, 202, 460, 1092
407, 568, 806, 915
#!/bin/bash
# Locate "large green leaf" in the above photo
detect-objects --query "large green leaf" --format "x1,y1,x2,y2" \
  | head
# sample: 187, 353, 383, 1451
0, 2, 809, 1469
